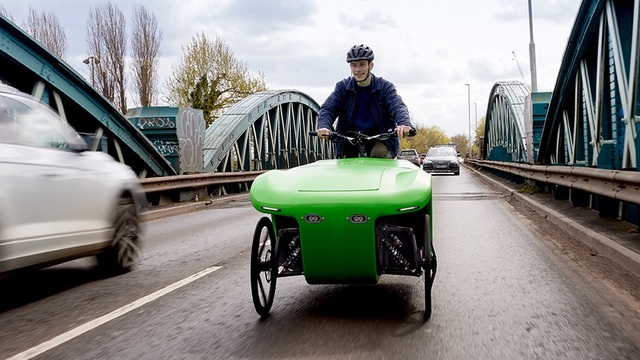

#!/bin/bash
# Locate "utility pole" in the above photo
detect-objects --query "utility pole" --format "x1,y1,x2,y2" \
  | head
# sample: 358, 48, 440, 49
528, 0, 538, 92
464, 83, 471, 158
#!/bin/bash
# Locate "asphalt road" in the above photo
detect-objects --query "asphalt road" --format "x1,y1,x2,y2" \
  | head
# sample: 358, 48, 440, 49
1, 166, 640, 359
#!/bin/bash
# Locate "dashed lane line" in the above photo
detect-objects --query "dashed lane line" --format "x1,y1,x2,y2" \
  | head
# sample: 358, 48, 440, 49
6, 265, 222, 360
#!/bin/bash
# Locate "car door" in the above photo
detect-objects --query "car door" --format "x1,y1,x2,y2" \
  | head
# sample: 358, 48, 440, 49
0, 94, 104, 272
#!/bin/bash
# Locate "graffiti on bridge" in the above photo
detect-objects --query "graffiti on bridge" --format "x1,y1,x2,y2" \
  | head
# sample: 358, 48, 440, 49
135, 117, 176, 129
153, 140, 179, 156
178, 109, 205, 172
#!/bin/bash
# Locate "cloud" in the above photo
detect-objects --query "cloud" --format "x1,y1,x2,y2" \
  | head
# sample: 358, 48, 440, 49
494, 0, 579, 23
217, 0, 318, 32
467, 57, 522, 83
338, 10, 397, 31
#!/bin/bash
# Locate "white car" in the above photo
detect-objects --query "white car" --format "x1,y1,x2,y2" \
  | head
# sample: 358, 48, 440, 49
0, 85, 146, 277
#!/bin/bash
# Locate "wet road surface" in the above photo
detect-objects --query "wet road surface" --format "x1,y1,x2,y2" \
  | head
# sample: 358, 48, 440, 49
1, 167, 640, 359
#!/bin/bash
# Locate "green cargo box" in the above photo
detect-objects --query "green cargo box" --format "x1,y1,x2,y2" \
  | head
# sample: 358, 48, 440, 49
250, 158, 432, 284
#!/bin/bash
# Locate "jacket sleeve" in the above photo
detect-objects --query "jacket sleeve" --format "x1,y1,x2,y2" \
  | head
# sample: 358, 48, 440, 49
382, 81, 413, 128
317, 81, 344, 130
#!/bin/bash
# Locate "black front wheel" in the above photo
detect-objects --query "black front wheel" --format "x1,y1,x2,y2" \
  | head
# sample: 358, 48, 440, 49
423, 214, 437, 320
250, 217, 278, 317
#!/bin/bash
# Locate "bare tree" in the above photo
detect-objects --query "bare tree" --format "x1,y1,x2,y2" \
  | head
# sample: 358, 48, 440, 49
86, 9, 111, 100
22, 7, 67, 59
130, 5, 162, 107
165, 32, 267, 126
86, 2, 127, 113
0, 5, 14, 22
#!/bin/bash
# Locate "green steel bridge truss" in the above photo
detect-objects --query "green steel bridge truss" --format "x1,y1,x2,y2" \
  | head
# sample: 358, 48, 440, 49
538, 0, 639, 170
203, 90, 331, 173
3, 0, 639, 177
0, 15, 175, 177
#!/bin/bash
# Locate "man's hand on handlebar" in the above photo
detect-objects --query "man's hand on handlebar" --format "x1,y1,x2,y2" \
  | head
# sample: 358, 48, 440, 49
316, 128, 331, 139
395, 125, 415, 138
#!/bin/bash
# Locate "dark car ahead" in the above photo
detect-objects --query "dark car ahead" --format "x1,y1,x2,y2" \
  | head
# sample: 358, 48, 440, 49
422, 146, 460, 175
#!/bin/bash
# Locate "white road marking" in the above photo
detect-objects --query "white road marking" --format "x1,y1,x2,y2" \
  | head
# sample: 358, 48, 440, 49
7, 265, 222, 360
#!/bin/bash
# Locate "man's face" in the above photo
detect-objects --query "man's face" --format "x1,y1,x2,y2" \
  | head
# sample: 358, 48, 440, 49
349, 60, 371, 82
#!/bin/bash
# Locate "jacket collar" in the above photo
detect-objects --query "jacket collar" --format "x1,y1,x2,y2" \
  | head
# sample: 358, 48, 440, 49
346, 73, 380, 92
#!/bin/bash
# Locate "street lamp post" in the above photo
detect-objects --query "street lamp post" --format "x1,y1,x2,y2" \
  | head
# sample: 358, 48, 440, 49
83, 56, 99, 87
474, 102, 478, 129
464, 83, 471, 158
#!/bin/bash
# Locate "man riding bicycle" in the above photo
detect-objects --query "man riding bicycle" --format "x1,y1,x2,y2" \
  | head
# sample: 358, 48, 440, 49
316, 44, 415, 158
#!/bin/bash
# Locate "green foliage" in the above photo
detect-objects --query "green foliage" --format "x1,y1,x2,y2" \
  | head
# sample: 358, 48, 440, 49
518, 181, 540, 193
450, 133, 468, 155
165, 32, 267, 126
401, 124, 449, 153
474, 116, 486, 158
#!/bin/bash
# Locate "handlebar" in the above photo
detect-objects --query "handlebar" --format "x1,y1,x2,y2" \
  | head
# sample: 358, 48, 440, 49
309, 128, 415, 141
309, 129, 416, 157
310, 128, 416, 158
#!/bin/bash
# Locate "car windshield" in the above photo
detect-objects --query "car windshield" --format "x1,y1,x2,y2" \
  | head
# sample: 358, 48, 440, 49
0, 94, 86, 150
427, 148, 456, 157
399, 151, 415, 156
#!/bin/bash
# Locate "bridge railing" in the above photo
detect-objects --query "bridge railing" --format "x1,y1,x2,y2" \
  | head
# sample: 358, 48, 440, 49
140, 171, 263, 206
466, 159, 640, 225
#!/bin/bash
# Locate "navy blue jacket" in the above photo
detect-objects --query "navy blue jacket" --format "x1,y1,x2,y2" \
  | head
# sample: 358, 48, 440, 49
317, 74, 413, 157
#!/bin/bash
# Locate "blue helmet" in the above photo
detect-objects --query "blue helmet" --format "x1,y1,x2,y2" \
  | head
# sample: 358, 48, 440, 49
346, 44, 374, 62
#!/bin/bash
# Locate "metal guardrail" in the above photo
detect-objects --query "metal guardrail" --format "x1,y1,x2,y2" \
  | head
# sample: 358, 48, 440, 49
466, 160, 640, 206
140, 171, 265, 194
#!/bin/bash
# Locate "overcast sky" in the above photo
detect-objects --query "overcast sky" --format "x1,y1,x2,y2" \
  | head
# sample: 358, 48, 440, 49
2, 0, 582, 137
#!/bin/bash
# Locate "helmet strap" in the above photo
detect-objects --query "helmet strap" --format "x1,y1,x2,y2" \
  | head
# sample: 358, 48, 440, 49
356, 63, 372, 86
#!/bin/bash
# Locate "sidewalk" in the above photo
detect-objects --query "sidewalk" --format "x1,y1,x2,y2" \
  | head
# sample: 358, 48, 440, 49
141, 193, 251, 222
466, 164, 640, 277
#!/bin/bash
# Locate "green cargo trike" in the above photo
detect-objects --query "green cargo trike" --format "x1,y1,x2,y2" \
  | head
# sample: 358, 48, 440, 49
249, 130, 437, 320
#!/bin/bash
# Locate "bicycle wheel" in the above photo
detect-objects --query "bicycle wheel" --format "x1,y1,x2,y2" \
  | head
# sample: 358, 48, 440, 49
250, 216, 278, 317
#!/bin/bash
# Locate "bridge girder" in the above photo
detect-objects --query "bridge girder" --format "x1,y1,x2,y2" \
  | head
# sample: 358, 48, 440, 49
203, 90, 331, 173
539, 0, 640, 170
0, 15, 175, 177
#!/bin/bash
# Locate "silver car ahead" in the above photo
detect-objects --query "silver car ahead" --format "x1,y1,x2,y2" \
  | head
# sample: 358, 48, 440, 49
0, 85, 146, 277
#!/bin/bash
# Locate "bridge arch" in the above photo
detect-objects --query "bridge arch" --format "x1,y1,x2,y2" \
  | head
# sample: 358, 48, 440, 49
484, 81, 530, 162
203, 90, 331, 172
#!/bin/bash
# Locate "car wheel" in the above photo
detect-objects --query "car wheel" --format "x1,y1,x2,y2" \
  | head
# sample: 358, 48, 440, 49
97, 197, 141, 273
454, 170, 460, 176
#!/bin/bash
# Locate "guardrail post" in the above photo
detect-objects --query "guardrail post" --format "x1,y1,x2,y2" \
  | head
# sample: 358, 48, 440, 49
596, 195, 618, 219
570, 188, 590, 208
552, 184, 569, 200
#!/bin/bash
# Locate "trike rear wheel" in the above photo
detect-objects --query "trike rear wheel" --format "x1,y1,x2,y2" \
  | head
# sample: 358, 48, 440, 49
423, 214, 437, 320
250, 216, 278, 317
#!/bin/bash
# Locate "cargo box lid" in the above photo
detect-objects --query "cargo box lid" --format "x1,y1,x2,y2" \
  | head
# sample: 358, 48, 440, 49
297, 159, 384, 191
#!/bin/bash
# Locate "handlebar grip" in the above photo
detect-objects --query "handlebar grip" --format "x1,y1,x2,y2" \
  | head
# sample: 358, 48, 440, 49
408, 128, 417, 137
309, 131, 318, 136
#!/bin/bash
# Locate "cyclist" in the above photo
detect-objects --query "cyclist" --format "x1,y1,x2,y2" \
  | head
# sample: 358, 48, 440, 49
316, 44, 415, 158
